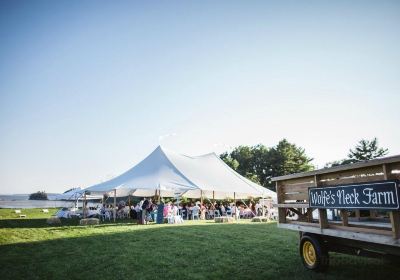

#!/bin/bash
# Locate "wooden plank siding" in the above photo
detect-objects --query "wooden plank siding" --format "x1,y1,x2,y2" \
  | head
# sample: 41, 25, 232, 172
272, 155, 400, 246
276, 181, 287, 224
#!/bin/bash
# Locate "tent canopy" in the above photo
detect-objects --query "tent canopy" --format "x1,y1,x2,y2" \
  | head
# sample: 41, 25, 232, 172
85, 146, 276, 200
55, 187, 102, 201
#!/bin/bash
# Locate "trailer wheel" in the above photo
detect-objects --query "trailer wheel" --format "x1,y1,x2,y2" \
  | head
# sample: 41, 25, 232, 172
299, 234, 329, 271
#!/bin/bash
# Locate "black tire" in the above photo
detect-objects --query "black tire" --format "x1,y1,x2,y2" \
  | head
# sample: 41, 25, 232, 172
299, 234, 329, 271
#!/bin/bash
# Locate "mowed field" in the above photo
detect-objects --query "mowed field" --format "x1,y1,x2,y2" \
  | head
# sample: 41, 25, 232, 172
0, 209, 399, 280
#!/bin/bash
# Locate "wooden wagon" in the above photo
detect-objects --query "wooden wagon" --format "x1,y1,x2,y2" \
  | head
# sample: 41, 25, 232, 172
272, 155, 400, 271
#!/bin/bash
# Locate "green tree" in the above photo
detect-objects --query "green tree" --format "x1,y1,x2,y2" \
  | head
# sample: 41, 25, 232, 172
29, 191, 48, 200
219, 152, 239, 171
221, 145, 260, 184
348, 137, 388, 161
220, 139, 314, 190
324, 159, 354, 168
325, 137, 388, 167
267, 139, 314, 181
230, 145, 255, 177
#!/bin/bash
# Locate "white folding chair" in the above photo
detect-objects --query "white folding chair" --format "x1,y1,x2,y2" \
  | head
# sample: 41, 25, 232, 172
180, 209, 187, 220
123, 208, 130, 218
192, 209, 200, 220
208, 210, 215, 219
104, 211, 111, 221
167, 214, 175, 224
174, 215, 184, 224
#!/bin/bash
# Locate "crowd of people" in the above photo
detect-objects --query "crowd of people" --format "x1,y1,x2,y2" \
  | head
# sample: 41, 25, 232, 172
97, 198, 272, 224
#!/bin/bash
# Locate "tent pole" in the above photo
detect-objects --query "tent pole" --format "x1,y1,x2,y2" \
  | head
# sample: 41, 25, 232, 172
128, 193, 131, 219
234, 192, 236, 220
158, 184, 161, 203
212, 191, 215, 204
113, 189, 116, 222
262, 193, 265, 217
200, 190, 203, 206
83, 191, 87, 219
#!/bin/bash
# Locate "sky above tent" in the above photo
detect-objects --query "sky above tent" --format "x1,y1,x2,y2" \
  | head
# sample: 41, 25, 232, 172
0, 1, 399, 194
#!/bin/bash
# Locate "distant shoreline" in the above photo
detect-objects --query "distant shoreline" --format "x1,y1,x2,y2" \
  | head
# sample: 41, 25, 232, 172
0, 194, 60, 201
0, 194, 102, 209
0, 200, 72, 209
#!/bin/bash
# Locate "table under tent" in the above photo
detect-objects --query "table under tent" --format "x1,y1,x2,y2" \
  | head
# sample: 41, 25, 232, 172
54, 187, 103, 218
84, 146, 276, 221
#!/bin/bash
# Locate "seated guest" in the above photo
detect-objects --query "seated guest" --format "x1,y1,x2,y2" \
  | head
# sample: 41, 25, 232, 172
191, 203, 200, 220
215, 204, 222, 216
181, 204, 188, 219
172, 203, 179, 216
225, 204, 231, 215
220, 204, 226, 215
164, 202, 171, 217
255, 201, 262, 216
100, 204, 106, 215
231, 204, 236, 214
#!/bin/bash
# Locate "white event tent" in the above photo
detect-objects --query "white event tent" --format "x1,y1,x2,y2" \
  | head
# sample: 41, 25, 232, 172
55, 187, 102, 201
84, 146, 276, 201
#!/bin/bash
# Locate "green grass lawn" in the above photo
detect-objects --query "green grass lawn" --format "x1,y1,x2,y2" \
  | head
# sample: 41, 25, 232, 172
0, 208, 399, 280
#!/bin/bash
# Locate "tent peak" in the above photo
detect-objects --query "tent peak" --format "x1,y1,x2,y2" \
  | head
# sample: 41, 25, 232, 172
159, 145, 218, 159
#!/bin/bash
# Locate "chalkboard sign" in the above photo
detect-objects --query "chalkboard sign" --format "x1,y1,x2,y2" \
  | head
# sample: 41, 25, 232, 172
308, 180, 399, 210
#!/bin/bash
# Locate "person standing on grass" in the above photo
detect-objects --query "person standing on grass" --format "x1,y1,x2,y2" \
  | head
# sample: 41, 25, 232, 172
141, 198, 149, 225
142, 198, 153, 225
157, 200, 164, 224
147, 198, 153, 223
137, 198, 144, 224
250, 202, 256, 217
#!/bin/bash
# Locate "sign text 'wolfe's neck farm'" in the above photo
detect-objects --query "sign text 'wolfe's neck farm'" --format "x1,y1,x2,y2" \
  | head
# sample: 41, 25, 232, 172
308, 180, 399, 210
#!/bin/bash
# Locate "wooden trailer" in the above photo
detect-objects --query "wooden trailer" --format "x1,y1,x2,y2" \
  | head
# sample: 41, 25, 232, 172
272, 155, 400, 271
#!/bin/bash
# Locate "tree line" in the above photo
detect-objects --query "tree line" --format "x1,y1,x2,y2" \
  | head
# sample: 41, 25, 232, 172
220, 138, 388, 191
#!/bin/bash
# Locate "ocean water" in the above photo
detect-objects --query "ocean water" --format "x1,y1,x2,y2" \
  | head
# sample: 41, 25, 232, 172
0, 194, 80, 209
0, 200, 74, 209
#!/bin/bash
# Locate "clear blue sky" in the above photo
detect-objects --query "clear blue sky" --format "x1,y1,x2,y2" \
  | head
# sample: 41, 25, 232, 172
0, 0, 399, 194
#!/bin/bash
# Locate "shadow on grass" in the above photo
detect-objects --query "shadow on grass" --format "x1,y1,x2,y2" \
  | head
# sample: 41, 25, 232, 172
0, 218, 138, 229
1, 222, 399, 280
0, 219, 74, 228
